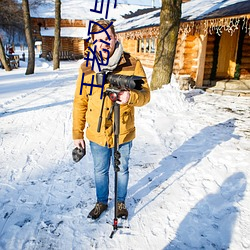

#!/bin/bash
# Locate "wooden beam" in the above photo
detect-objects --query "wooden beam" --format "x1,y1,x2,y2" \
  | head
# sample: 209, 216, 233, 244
195, 33, 208, 87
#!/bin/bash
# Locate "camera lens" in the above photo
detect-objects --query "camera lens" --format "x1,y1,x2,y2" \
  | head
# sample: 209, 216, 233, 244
108, 92, 118, 102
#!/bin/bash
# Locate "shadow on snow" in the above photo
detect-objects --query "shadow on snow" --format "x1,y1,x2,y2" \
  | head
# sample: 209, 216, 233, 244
0, 100, 73, 117
128, 119, 239, 213
164, 172, 247, 249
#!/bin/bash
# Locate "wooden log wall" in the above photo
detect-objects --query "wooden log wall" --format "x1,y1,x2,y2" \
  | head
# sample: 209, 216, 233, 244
173, 34, 199, 80
41, 37, 85, 58
183, 35, 198, 79
173, 34, 185, 75
120, 31, 200, 75
240, 35, 250, 79
32, 18, 86, 29
203, 34, 216, 82
120, 39, 156, 68
121, 39, 137, 54
72, 39, 86, 55
61, 38, 73, 52
134, 53, 155, 68
41, 37, 53, 58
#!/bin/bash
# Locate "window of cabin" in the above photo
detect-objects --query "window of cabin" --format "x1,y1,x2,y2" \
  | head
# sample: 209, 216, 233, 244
137, 38, 156, 54
137, 39, 141, 53
137, 38, 145, 53
146, 38, 150, 53
150, 38, 155, 53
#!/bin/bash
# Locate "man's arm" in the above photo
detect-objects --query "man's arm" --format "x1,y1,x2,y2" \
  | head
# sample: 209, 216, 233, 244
72, 67, 88, 146
128, 60, 150, 107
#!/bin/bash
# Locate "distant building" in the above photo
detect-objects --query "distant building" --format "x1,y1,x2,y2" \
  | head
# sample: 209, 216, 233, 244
31, 18, 88, 60
30, 1, 150, 61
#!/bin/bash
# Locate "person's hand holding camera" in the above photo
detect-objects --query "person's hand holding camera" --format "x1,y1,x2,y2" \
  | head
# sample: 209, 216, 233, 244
116, 90, 130, 105
74, 139, 85, 149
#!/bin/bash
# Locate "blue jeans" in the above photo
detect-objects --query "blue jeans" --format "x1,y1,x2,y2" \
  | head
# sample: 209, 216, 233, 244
90, 141, 132, 205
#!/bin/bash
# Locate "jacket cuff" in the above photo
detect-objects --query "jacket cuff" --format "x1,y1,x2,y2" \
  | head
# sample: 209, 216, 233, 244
72, 130, 84, 140
128, 90, 136, 106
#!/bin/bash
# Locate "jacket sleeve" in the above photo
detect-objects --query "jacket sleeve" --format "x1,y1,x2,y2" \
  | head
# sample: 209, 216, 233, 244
128, 59, 150, 107
72, 67, 88, 140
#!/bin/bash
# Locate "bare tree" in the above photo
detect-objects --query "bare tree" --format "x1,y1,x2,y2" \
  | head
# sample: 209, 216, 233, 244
22, 0, 35, 75
53, 0, 61, 70
0, 37, 11, 71
151, 0, 182, 90
0, 0, 23, 71
0, 0, 24, 35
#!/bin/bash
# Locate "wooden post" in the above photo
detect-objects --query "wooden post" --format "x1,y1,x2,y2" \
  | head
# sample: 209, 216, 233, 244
139, 39, 142, 53
149, 39, 152, 53
144, 38, 147, 54
195, 32, 207, 87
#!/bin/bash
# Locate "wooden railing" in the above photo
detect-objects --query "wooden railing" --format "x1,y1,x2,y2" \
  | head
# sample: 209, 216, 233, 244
46, 51, 83, 61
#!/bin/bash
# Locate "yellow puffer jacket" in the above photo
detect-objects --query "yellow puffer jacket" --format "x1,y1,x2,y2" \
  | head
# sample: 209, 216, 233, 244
72, 52, 150, 148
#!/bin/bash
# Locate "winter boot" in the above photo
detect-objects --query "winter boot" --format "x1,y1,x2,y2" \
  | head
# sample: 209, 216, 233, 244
117, 202, 128, 219
87, 202, 108, 220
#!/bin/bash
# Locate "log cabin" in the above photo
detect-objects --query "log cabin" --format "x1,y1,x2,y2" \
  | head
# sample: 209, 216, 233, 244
31, 18, 88, 60
115, 0, 250, 93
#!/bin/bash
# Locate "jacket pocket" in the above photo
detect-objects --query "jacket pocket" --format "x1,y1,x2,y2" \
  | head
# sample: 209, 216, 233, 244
120, 106, 135, 134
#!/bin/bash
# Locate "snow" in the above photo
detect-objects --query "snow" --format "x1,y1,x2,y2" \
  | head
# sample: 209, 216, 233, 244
30, 0, 152, 20
115, 0, 249, 32
117, 0, 161, 7
40, 27, 88, 38
0, 48, 250, 249
115, 9, 160, 33
182, 0, 249, 21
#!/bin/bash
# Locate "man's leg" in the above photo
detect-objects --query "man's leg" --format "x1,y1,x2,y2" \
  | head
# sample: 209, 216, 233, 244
90, 141, 111, 204
113, 141, 132, 219
115, 141, 132, 202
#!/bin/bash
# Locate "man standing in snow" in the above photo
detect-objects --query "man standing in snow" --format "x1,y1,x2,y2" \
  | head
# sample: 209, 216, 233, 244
72, 20, 150, 220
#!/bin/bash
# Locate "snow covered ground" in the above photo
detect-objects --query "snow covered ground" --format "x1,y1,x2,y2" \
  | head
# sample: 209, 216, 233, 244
0, 50, 250, 250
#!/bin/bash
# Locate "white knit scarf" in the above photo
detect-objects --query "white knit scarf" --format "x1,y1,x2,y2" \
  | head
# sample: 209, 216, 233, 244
92, 41, 123, 73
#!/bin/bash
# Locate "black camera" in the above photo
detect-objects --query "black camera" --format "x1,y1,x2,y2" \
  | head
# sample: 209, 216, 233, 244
72, 146, 86, 162
96, 70, 144, 90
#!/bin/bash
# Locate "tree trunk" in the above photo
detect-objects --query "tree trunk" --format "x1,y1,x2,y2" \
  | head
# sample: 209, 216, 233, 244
22, 0, 35, 75
53, 0, 61, 70
151, 0, 182, 90
0, 37, 11, 71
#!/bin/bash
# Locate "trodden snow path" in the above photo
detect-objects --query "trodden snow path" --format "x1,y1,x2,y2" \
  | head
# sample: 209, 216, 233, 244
0, 59, 250, 249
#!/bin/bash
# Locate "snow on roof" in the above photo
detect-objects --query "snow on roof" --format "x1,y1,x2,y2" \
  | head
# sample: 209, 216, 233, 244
115, 0, 250, 33
35, 41, 42, 45
182, 0, 250, 21
40, 27, 88, 38
30, 0, 151, 20
115, 8, 160, 33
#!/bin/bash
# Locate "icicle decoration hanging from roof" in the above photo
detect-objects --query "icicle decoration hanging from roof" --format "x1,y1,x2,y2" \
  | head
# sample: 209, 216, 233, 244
179, 16, 250, 37
242, 16, 250, 36
118, 15, 250, 40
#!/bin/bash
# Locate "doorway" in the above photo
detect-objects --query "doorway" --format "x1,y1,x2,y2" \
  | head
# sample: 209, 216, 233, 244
216, 30, 239, 79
